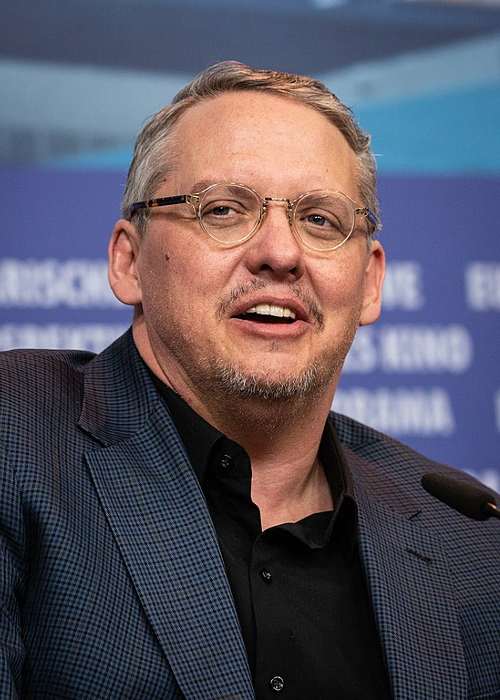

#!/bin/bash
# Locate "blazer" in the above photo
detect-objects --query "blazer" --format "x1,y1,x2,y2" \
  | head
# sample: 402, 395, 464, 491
0, 330, 498, 699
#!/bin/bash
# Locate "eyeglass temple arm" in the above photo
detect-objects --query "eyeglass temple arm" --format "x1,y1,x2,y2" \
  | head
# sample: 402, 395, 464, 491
128, 194, 189, 217
355, 207, 378, 231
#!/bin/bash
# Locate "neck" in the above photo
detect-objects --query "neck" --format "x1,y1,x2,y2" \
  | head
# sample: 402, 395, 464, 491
193, 385, 335, 528
210, 396, 335, 529
133, 319, 337, 527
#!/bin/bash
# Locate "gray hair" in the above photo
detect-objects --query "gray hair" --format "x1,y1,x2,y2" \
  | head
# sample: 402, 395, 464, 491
122, 61, 379, 234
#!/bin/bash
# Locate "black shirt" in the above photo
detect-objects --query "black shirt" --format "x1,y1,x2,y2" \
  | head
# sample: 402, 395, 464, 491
157, 381, 391, 699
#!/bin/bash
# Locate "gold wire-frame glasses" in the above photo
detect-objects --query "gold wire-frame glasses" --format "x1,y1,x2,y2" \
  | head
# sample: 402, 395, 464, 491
128, 182, 378, 252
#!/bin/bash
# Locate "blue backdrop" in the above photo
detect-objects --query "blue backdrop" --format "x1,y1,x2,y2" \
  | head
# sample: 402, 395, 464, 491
1, 167, 498, 488
1, 1, 499, 492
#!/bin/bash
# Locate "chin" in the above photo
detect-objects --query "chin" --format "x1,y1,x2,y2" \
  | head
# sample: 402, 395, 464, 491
209, 358, 336, 403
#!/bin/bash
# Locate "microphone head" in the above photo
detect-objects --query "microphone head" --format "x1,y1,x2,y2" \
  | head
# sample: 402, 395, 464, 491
421, 472, 497, 521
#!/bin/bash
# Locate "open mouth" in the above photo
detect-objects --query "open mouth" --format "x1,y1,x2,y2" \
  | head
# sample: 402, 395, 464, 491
235, 303, 297, 325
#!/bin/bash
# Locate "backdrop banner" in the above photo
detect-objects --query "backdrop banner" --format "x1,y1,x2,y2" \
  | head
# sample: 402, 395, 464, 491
1, 168, 499, 488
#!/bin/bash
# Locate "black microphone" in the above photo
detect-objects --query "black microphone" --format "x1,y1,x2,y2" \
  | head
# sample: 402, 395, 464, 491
421, 473, 500, 521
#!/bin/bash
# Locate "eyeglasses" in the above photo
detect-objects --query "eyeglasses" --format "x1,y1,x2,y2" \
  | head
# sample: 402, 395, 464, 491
128, 182, 378, 252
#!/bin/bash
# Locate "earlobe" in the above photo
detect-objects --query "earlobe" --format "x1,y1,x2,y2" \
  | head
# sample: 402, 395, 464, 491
359, 241, 385, 326
108, 219, 143, 306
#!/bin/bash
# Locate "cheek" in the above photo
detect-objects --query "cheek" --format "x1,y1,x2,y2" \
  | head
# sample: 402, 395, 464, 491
139, 240, 217, 323
138, 246, 167, 297
137, 239, 177, 316
317, 259, 367, 312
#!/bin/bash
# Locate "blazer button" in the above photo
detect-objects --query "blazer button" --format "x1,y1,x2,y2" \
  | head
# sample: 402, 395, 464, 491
260, 568, 272, 583
269, 676, 284, 693
220, 454, 233, 470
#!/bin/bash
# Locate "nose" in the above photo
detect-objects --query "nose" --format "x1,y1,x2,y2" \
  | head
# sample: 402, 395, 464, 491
243, 200, 305, 282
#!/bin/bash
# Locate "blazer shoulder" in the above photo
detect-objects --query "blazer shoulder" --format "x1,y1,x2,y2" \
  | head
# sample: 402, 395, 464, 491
0, 347, 96, 428
331, 410, 387, 449
330, 410, 430, 468
330, 410, 493, 497
0, 346, 95, 388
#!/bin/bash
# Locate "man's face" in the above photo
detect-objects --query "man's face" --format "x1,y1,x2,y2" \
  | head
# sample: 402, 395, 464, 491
115, 91, 384, 404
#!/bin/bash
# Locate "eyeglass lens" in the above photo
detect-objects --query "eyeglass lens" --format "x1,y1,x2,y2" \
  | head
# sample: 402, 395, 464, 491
198, 184, 355, 249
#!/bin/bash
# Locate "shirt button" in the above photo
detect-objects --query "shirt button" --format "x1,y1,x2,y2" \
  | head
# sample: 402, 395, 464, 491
219, 454, 233, 470
269, 676, 284, 693
260, 568, 272, 583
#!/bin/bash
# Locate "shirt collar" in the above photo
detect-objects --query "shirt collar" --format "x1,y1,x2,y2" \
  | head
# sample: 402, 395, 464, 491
152, 375, 221, 482
152, 372, 354, 504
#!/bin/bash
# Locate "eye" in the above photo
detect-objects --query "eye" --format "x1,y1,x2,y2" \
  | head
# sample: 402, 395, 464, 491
306, 213, 334, 227
209, 205, 232, 217
301, 209, 343, 231
201, 198, 253, 230
298, 205, 348, 241
295, 193, 353, 244
202, 200, 243, 220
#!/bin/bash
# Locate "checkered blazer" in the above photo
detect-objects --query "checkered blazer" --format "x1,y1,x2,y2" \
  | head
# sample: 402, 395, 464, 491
0, 330, 498, 699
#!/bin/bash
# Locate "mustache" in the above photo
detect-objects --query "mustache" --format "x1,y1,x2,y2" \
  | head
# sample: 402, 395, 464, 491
217, 279, 324, 329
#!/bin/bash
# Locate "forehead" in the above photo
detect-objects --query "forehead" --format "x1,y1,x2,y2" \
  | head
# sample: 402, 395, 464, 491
166, 91, 359, 198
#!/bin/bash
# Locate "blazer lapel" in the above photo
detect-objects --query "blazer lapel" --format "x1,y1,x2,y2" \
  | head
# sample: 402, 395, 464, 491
347, 449, 468, 700
79, 332, 254, 700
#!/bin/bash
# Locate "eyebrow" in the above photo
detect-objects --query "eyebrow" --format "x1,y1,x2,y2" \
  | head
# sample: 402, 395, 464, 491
190, 179, 219, 193
187, 180, 352, 203
188, 179, 270, 196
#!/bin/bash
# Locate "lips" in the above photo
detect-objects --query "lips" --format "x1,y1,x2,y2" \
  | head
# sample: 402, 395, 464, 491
230, 295, 308, 323
238, 303, 296, 324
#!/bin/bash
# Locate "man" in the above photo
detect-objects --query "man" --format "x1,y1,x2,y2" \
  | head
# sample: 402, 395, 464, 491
0, 62, 498, 699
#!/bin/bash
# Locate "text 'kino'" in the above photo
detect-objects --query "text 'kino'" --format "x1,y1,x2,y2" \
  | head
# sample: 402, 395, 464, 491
345, 325, 473, 373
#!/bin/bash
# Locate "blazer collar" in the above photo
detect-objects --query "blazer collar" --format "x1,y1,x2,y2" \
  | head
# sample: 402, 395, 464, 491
78, 329, 159, 445
344, 445, 468, 700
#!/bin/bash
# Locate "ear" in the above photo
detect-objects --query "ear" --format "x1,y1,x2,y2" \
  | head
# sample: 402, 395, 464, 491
359, 241, 385, 326
108, 219, 143, 306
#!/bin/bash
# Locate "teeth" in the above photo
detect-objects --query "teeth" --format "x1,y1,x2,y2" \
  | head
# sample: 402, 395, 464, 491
245, 304, 296, 320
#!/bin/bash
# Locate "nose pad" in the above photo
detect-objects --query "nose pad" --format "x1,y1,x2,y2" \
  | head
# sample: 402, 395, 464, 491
246, 198, 305, 279
261, 198, 294, 233
260, 199, 304, 250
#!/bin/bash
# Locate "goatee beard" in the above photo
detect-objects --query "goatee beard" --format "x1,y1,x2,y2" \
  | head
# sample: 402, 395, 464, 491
210, 357, 340, 402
